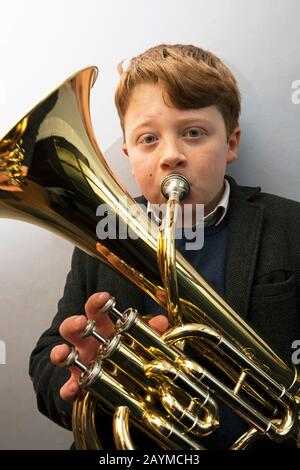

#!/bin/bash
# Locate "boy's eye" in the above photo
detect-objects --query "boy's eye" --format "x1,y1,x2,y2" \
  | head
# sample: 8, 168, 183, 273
140, 134, 157, 144
184, 128, 204, 138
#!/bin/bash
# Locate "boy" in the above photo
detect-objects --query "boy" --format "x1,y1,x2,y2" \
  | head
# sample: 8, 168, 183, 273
29, 44, 300, 449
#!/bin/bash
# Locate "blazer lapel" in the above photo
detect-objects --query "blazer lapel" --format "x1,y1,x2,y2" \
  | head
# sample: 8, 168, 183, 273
224, 177, 264, 319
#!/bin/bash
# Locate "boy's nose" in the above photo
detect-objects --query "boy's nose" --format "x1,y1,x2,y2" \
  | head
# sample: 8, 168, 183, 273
159, 145, 187, 169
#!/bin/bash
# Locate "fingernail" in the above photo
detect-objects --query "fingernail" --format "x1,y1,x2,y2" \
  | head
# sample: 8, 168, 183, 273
98, 292, 109, 301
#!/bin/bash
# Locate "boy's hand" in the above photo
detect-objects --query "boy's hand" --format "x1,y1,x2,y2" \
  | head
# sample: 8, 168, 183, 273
50, 292, 169, 401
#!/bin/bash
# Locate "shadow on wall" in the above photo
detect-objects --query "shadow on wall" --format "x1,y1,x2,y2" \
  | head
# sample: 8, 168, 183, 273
104, 136, 140, 197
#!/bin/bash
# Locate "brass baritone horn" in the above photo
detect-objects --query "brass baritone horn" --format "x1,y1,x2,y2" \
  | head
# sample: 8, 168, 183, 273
0, 67, 299, 450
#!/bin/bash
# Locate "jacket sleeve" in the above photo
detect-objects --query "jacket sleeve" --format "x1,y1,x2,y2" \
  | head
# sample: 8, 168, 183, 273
29, 247, 93, 430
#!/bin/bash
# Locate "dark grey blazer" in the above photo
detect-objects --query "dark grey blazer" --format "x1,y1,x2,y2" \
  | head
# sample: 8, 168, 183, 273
29, 175, 300, 447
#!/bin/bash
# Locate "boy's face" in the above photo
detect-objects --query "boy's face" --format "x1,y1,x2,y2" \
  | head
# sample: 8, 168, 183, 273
122, 83, 240, 214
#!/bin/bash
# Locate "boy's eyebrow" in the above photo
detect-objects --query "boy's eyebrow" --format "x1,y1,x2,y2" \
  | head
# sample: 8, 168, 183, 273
131, 117, 156, 133
131, 115, 214, 133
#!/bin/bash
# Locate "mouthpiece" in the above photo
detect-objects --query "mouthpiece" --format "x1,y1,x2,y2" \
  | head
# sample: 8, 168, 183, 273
161, 174, 190, 201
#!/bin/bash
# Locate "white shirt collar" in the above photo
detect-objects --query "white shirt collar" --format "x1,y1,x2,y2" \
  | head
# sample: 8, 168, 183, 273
146, 178, 230, 227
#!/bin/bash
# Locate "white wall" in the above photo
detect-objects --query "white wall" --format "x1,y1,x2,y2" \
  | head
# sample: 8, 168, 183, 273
0, 0, 299, 449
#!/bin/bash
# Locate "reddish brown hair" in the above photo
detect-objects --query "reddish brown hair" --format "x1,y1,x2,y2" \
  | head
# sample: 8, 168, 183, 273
115, 44, 241, 139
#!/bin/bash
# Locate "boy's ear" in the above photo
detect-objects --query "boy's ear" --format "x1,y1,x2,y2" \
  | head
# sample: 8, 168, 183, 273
122, 142, 135, 176
122, 142, 129, 157
227, 127, 241, 164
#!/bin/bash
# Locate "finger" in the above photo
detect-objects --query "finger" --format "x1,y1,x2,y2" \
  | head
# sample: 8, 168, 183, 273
59, 315, 88, 344
58, 318, 100, 365
50, 343, 71, 366
148, 315, 169, 334
60, 376, 80, 401
50, 344, 81, 379
85, 292, 115, 338
84, 292, 111, 317
50, 344, 81, 400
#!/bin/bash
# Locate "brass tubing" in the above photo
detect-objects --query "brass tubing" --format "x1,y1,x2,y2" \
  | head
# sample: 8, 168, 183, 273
157, 198, 181, 327
178, 357, 297, 442
100, 335, 157, 393
79, 361, 203, 449
164, 324, 296, 408
113, 406, 136, 450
